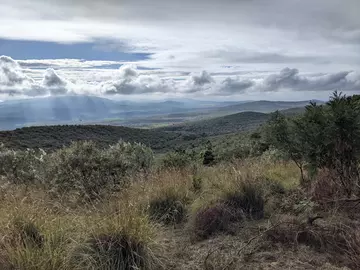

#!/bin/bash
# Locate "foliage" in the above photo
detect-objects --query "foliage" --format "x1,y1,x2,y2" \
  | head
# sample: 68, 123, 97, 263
159, 149, 199, 169
41, 140, 153, 200
202, 141, 215, 166
0, 145, 45, 184
266, 92, 360, 195
0, 125, 179, 152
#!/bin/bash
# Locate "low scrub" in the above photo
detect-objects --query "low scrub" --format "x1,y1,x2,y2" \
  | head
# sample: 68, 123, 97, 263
266, 216, 360, 269
190, 175, 265, 239
191, 203, 233, 239
41, 140, 153, 201
0, 146, 45, 184
223, 180, 264, 220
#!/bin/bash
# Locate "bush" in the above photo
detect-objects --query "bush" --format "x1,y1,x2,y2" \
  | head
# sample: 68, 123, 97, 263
192, 203, 232, 239
0, 146, 45, 184
41, 141, 153, 200
148, 191, 186, 225
159, 149, 198, 169
223, 181, 264, 220
266, 217, 360, 269
191, 176, 203, 193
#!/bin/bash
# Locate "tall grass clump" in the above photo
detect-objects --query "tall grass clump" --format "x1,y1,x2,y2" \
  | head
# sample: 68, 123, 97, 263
189, 166, 265, 239
69, 205, 163, 270
148, 188, 187, 225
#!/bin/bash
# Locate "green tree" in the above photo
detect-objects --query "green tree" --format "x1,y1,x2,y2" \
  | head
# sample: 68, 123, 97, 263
266, 92, 360, 196
203, 141, 215, 166
265, 111, 306, 183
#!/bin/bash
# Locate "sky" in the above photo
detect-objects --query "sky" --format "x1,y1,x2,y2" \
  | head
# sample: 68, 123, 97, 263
0, 0, 359, 101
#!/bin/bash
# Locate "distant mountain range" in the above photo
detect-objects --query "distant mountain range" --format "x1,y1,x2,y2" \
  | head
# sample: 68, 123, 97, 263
0, 95, 320, 130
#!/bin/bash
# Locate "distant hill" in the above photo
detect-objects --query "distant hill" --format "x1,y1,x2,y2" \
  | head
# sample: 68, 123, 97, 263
0, 96, 243, 130
0, 96, 122, 130
215, 100, 315, 114
0, 125, 180, 152
157, 111, 270, 136
0, 104, 306, 152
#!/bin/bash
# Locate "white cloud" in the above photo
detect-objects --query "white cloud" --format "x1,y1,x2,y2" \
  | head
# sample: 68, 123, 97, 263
0, 56, 359, 99
0, 55, 35, 87
261, 68, 360, 92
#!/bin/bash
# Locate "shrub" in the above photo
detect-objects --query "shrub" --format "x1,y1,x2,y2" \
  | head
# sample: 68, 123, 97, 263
159, 149, 198, 169
191, 176, 203, 193
202, 149, 215, 166
266, 217, 360, 269
192, 203, 232, 239
148, 190, 186, 225
0, 147, 45, 184
41, 141, 153, 200
223, 181, 264, 220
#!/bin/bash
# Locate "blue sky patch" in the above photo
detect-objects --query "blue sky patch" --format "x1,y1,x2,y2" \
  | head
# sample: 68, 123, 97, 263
0, 38, 151, 61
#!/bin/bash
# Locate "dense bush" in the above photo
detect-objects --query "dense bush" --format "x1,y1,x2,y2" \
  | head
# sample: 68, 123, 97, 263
159, 149, 198, 169
0, 145, 45, 184
41, 140, 153, 200
266, 92, 360, 196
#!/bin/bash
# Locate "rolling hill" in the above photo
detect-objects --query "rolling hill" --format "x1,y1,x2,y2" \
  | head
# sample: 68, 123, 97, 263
0, 95, 318, 130
157, 111, 270, 136
0, 105, 306, 152
0, 125, 180, 152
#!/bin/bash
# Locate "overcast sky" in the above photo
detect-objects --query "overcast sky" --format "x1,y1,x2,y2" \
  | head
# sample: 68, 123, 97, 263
0, 0, 359, 100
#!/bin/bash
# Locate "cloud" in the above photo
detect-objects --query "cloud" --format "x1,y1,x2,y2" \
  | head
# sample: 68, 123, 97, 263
262, 67, 360, 92
42, 68, 69, 95
189, 71, 214, 86
0, 56, 70, 96
0, 55, 359, 98
0, 55, 35, 87
218, 77, 254, 95
2, 0, 359, 76
100, 65, 173, 95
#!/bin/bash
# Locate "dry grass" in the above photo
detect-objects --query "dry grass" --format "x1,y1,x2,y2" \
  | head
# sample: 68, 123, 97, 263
0, 159, 307, 270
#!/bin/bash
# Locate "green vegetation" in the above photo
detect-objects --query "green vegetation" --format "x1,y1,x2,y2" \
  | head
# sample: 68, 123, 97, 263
0, 93, 359, 269
157, 111, 270, 135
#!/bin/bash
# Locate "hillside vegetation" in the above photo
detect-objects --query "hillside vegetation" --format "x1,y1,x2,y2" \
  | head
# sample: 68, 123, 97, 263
157, 111, 270, 135
0, 93, 359, 269
0, 125, 180, 152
